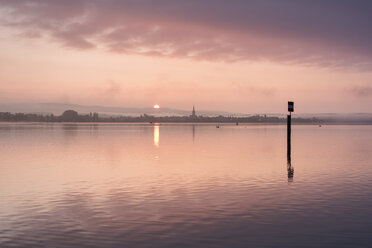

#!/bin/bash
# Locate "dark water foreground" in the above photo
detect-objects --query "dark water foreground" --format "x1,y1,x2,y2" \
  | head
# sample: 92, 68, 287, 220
1, 123, 371, 248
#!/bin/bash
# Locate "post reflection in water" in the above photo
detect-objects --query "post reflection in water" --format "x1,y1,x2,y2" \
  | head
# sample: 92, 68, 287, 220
287, 133, 294, 181
153, 124, 159, 147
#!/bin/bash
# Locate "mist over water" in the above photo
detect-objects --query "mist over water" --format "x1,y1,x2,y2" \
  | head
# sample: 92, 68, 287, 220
1, 123, 372, 247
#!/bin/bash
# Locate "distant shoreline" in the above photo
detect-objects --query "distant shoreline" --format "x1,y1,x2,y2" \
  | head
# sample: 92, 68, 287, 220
0, 110, 313, 124
1, 121, 372, 126
2, 110, 372, 125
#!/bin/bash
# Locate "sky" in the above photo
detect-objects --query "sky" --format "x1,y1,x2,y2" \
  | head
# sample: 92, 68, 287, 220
0, 0, 372, 113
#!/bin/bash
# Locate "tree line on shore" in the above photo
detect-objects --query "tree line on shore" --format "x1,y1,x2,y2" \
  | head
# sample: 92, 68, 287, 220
0, 109, 323, 123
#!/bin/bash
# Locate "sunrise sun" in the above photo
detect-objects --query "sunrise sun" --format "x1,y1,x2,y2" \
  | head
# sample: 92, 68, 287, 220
153, 104, 160, 109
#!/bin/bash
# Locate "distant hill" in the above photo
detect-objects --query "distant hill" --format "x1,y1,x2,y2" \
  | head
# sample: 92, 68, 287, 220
0, 102, 239, 117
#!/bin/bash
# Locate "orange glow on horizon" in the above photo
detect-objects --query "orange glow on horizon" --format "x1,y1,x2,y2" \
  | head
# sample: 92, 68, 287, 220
153, 104, 160, 109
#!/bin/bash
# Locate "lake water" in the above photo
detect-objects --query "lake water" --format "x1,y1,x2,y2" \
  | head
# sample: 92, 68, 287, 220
1, 123, 372, 248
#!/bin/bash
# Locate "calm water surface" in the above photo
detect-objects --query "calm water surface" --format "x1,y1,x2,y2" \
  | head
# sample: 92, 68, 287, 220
1, 123, 372, 247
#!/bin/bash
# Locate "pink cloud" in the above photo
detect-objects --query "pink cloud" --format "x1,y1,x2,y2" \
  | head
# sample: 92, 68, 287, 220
1, 0, 372, 69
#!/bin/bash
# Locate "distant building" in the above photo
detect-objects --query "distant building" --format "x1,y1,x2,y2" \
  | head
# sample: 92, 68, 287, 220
191, 105, 196, 119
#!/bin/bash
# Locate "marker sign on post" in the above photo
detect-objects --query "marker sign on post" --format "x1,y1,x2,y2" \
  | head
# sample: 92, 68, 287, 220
288, 101, 294, 112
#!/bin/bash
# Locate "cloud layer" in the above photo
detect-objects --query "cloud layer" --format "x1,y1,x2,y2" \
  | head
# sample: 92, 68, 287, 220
1, 0, 372, 69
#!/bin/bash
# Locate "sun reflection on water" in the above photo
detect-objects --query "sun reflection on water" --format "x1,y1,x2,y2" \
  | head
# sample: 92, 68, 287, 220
153, 124, 159, 147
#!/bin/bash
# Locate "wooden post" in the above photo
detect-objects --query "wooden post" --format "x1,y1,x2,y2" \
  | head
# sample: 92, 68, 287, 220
287, 101, 294, 157
287, 113, 291, 161
287, 101, 294, 180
